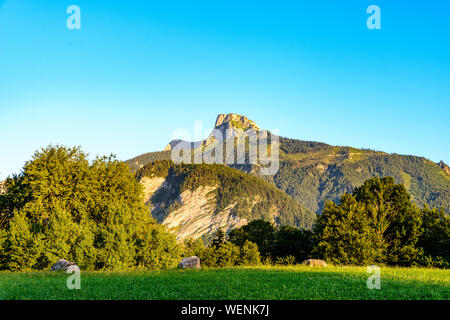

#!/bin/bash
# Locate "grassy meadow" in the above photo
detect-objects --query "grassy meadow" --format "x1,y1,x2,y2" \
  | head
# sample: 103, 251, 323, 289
0, 265, 448, 300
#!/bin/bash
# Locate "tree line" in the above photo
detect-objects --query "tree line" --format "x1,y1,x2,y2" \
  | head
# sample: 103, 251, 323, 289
208, 177, 449, 268
0, 146, 181, 270
0, 146, 448, 270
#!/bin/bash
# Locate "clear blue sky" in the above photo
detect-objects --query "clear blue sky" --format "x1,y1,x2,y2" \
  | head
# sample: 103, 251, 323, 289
1, 0, 449, 179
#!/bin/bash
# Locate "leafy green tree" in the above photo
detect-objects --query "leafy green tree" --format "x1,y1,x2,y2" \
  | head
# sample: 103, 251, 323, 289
313, 194, 385, 265
2, 210, 42, 271
353, 177, 423, 266
313, 177, 446, 267
214, 242, 241, 267
0, 176, 22, 229
199, 238, 260, 267
93, 204, 137, 270
200, 246, 219, 267
228, 219, 275, 257
37, 207, 86, 270
272, 226, 315, 263
182, 238, 207, 258
0, 145, 181, 271
211, 227, 227, 249
239, 240, 261, 266
418, 205, 449, 267
135, 221, 182, 270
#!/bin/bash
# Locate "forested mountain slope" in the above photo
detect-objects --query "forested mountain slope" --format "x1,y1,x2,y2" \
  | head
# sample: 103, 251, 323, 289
127, 114, 450, 215
136, 160, 315, 240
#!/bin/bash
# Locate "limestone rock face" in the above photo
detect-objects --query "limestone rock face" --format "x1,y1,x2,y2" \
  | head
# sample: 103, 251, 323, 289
211, 113, 262, 143
51, 259, 79, 271
0, 181, 6, 195
164, 113, 263, 152
146, 183, 248, 241
302, 259, 327, 267
178, 256, 201, 269
214, 113, 260, 132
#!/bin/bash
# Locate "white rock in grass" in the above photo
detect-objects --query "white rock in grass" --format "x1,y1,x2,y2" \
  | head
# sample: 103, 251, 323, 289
302, 259, 328, 267
51, 259, 78, 271
178, 256, 201, 269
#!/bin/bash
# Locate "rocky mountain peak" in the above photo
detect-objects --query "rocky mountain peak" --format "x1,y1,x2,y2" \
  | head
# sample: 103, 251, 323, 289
165, 114, 262, 151
214, 113, 260, 132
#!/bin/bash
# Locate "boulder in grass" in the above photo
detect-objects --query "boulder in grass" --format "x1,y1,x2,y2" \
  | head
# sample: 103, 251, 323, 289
66, 264, 81, 273
51, 259, 78, 271
178, 256, 201, 269
302, 259, 327, 267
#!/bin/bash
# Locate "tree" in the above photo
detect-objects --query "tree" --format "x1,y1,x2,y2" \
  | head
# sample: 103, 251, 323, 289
198, 237, 261, 267
2, 210, 42, 271
228, 219, 275, 257
313, 194, 385, 265
239, 240, 261, 266
353, 177, 423, 266
272, 226, 315, 263
312, 177, 445, 267
214, 242, 241, 267
0, 145, 181, 271
37, 207, 87, 270
418, 205, 449, 267
211, 227, 227, 249
135, 221, 182, 270
182, 238, 206, 258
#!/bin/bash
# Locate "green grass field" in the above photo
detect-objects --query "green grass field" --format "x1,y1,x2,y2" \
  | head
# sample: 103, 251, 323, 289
0, 266, 448, 300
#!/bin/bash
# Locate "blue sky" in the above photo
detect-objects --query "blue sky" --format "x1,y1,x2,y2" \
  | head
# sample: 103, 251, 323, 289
0, 0, 449, 179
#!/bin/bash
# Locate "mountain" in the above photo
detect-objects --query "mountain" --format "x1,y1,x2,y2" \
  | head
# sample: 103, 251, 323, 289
136, 160, 315, 241
127, 113, 450, 218
127, 113, 270, 173
162, 113, 268, 157
274, 139, 449, 213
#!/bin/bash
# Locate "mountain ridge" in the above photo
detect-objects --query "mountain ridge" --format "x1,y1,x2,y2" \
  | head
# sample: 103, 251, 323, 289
163, 113, 265, 152
127, 113, 449, 216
